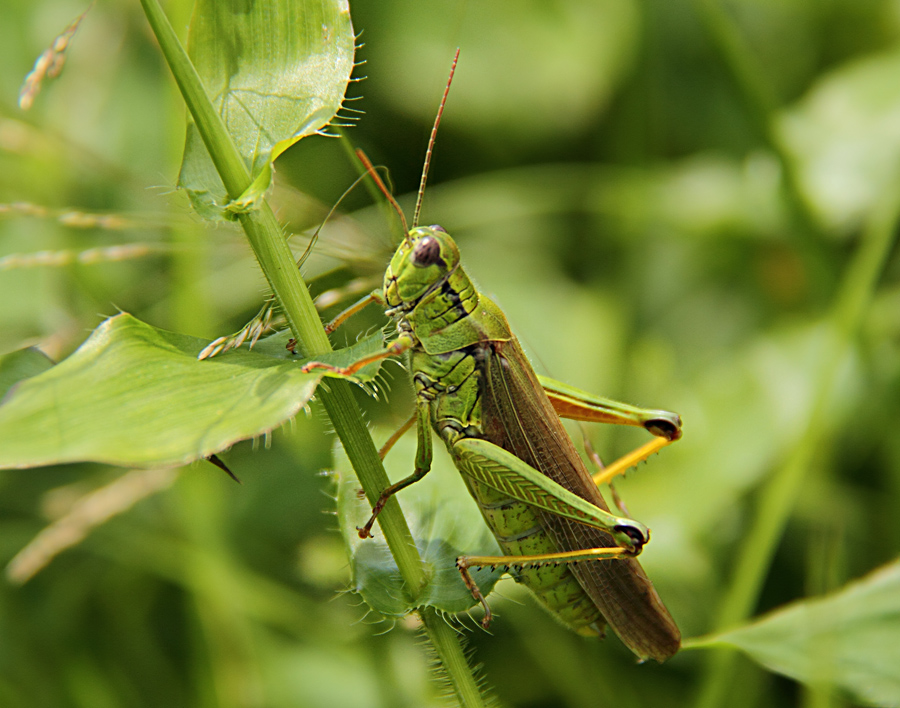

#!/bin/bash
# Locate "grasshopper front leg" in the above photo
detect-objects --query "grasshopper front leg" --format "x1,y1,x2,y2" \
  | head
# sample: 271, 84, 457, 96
321, 290, 385, 334
356, 399, 433, 539
300, 334, 415, 378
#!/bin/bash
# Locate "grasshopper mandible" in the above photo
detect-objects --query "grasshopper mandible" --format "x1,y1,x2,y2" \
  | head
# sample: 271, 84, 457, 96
304, 52, 682, 662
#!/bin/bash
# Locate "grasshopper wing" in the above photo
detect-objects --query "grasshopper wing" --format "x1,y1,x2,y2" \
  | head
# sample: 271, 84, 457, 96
481, 335, 681, 662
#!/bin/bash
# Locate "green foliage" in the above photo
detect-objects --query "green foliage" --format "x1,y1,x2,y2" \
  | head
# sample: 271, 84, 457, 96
1, 0, 900, 707
0, 347, 53, 396
178, 0, 355, 219
0, 315, 386, 468
692, 560, 900, 707
336, 434, 502, 617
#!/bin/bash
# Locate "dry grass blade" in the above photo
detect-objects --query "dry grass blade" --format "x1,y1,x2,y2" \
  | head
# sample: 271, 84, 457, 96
6, 467, 181, 584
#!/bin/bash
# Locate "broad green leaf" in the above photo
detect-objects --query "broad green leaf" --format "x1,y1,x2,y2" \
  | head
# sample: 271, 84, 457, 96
0, 347, 54, 398
334, 433, 502, 617
690, 560, 900, 706
179, 0, 354, 220
0, 314, 385, 469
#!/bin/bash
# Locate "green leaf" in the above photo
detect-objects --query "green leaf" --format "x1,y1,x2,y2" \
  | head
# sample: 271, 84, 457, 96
0, 347, 54, 399
334, 432, 502, 617
0, 314, 385, 469
690, 560, 900, 706
178, 0, 355, 220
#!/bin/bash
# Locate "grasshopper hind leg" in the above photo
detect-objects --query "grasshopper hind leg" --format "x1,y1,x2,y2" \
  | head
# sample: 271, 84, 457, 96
456, 545, 634, 630
456, 557, 493, 629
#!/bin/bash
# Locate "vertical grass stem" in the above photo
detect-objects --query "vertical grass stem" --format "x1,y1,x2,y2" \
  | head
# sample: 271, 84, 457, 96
694, 187, 900, 708
137, 2, 487, 704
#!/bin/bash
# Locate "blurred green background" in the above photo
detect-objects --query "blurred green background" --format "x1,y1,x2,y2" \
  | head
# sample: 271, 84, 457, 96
2, 0, 900, 706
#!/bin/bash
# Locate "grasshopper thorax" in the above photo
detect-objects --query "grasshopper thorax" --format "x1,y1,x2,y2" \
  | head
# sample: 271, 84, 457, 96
384, 225, 462, 311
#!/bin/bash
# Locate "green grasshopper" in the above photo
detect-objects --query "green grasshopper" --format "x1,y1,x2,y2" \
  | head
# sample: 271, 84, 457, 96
302, 54, 682, 662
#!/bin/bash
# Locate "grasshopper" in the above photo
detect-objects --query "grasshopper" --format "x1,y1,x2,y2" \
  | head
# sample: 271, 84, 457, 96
302, 53, 682, 662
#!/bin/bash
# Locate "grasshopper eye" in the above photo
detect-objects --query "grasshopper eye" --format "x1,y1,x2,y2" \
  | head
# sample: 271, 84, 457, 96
429, 224, 447, 233
411, 236, 443, 268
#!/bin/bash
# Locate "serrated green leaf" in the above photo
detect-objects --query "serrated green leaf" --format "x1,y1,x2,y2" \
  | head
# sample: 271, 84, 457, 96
178, 0, 355, 220
691, 560, 900, 706
334, 432, 502, 617
0, 314, 384, 469
0, 347, 54, 399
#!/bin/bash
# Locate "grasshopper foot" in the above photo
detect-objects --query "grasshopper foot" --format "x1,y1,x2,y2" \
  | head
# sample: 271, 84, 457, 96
356, 524, 374, 540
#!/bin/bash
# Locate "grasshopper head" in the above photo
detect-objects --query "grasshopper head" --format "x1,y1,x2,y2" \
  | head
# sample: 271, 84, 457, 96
384, 225, 460, 310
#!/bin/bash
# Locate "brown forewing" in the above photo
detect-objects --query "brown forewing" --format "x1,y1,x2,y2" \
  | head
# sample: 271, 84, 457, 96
479, 336, 680, 662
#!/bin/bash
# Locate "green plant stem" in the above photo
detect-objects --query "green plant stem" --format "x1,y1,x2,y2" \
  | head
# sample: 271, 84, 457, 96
692, 188, 900, 708
422, 608, 486, 707
138, 1, 485, 705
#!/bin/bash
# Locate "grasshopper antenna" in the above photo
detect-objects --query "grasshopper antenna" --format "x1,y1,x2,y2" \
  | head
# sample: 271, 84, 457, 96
295, 168, 383, 268
356, 149, 408, 237
412, 48, 460, 230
